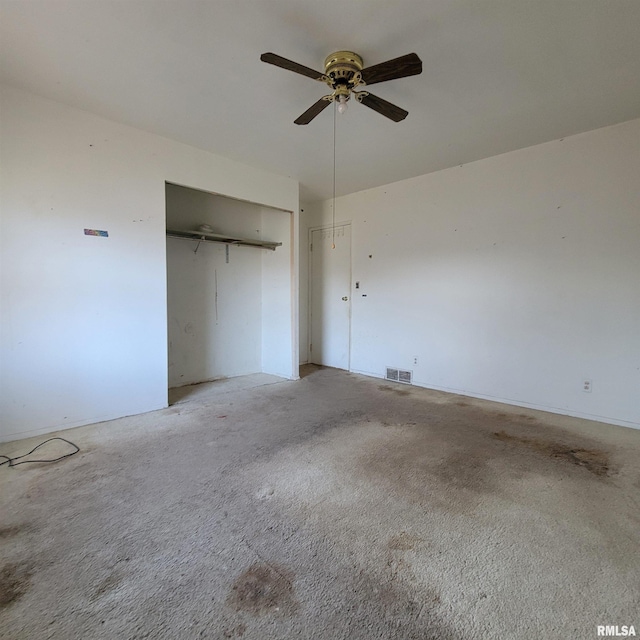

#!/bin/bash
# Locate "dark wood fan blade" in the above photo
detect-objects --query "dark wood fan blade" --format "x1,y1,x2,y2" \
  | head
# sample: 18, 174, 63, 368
357, 93, 408, 122
361, 53, 422, 86
294, 98, 332, 125
260, 52, 325, 81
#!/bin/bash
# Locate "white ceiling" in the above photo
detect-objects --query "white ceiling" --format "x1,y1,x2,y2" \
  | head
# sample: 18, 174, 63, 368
2, 0, 640, 200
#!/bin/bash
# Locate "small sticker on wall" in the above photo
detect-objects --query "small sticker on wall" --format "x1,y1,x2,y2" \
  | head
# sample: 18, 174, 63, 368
84, 229, 109, 237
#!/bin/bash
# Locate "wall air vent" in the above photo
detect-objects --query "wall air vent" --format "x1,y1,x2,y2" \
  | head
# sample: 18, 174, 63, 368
385, 367, 413, 384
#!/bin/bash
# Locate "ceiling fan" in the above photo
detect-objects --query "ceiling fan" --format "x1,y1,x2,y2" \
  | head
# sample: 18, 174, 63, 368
260, 50, 422, 124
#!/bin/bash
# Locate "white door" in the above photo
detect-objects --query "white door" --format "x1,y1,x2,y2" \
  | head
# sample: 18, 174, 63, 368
309, 224, 351, 369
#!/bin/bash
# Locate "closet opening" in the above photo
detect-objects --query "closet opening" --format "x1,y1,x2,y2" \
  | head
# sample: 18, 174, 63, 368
165, 182, 294, 396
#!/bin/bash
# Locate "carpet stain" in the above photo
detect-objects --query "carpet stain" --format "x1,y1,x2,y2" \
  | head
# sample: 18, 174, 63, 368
354, 408, 616, 515
388, 531, 422, 551
494, 411, 536, 423
354, 567, 449, 638
0, 562, 31, 608
493, 430, 611, 476
356, 424, 494, 511
0, 524, 30, 539
227, 563, 297, 616
366, 567, 442, 623
222, 623, 246, 638
374, 583, 402, 606
90, 570, 123, 601
378, 385, 411, 396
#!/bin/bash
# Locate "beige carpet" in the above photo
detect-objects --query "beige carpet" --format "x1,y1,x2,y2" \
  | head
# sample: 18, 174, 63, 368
1, 366, 639, 639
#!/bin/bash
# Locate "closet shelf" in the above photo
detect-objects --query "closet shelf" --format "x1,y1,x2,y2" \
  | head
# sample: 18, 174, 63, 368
166, 229, 282, 251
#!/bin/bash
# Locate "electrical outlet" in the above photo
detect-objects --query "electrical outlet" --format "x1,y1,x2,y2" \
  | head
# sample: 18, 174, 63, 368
413, 356, 418, 365
582, 379, 592, 393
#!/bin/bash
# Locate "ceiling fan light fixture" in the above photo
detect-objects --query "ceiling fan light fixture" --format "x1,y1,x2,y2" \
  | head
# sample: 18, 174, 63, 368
260, 50, 422, 124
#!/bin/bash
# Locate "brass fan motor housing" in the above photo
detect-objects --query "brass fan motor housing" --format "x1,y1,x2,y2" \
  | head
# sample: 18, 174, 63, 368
323, 51, 364, 90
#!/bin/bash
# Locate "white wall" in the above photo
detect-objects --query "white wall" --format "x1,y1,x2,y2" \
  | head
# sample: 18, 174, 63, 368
261, 206, 297, 378
303, 119, 640, 429
0, 85, 298, 441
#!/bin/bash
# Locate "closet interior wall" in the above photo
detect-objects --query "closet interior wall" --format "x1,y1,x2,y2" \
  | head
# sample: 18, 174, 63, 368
166, 183, 289, 388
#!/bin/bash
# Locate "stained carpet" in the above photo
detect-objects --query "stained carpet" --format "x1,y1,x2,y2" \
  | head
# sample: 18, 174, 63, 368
1, 366, 639, 639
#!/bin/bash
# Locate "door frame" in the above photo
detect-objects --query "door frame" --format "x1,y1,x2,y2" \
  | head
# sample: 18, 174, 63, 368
307, 222, 352, 370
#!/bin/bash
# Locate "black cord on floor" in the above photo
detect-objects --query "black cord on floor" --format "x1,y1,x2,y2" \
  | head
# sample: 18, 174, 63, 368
0, 437, 80, 468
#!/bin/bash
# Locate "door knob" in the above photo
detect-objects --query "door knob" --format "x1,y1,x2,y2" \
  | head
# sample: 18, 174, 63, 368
342, 296, 348, 301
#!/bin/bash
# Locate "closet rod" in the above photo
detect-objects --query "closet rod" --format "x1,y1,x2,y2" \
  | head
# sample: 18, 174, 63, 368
166, 229, 281, 251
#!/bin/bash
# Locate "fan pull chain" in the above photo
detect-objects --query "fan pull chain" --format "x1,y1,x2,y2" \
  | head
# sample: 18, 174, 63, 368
332, 98, 336, 249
